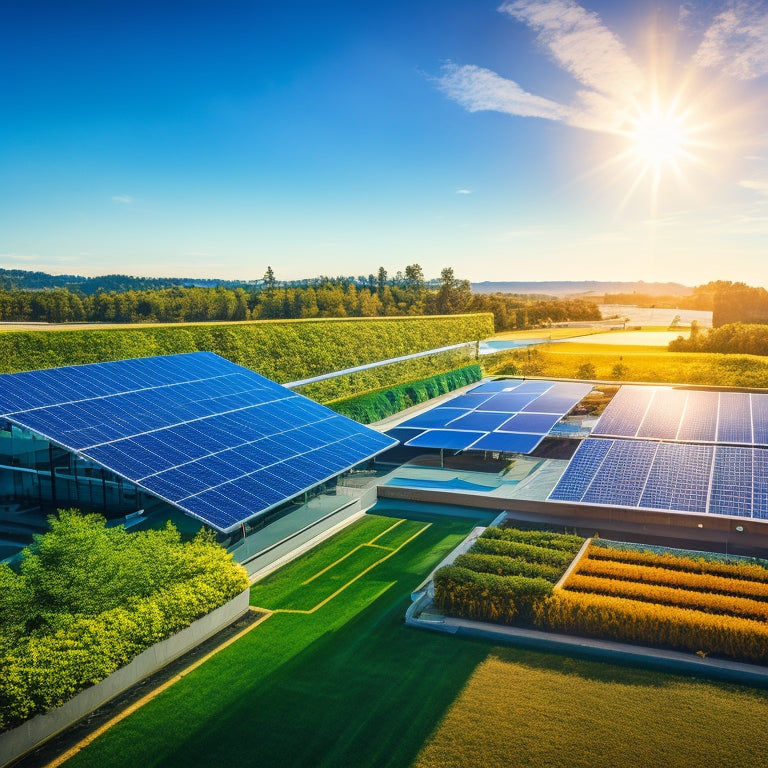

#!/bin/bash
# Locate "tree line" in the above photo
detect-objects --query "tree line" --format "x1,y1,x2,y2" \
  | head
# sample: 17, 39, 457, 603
0, 264, 601, 331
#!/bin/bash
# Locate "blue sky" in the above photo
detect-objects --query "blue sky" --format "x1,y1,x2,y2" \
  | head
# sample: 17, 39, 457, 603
2, 1, 768, 285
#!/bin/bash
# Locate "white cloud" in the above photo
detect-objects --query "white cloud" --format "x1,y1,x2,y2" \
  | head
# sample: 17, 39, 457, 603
437, 63, 571, 121
499, 0, 643, 99
435, 1, 642, 136
694, 4, 768, 79
739, 179, 768, 193
111, 195, 134, 204
455, 188, 472, 194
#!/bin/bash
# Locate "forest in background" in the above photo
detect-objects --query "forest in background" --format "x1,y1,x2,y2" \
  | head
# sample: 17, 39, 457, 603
0, 265, 600, 331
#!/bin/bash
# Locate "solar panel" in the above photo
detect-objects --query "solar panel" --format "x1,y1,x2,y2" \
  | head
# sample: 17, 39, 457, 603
0, 352, 397, 532
753, 448, 768, 520
405, 429, 487, 451
384, 427, 427, 444
751, 395, 768, 447
637, 389, 687, 440
468, 431, 544, 454
582, 440, 658, 507
498, 412, 560, 434
548, 438, 613, 502
717, 393, 753, 445
476, 392, 540, 412
639, 442, 713, 513
446, 411, 514, 431
397, 407, 469, 429
468, 379, 523, 394
677, 391, 718, 442
709, 446, 753, 517
592, 386, 653, 438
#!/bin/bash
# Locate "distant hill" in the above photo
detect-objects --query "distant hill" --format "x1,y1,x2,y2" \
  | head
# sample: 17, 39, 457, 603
0, 268, 258, 294
470, 280, 693, 297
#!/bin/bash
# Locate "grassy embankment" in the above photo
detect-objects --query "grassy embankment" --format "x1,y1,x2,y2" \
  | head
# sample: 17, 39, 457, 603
61, 511, 768, 768
487, 339, 768, 388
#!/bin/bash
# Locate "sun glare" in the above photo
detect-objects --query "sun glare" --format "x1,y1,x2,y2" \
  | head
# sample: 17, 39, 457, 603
628, 106, 690, 169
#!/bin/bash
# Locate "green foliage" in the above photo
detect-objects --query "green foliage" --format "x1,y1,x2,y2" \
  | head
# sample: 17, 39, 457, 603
452, 553, 563, 583
327, 364, 482, 423
0, 316, 493, 386
472, 536, 575, 568
434, 566, 553, 624
0, 512, 248, 729
433, 528, 583, 627
480, 526, 584, 554
669, 322, 768, 355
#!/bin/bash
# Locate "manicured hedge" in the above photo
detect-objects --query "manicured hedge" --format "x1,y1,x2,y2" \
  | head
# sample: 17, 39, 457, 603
327, 364, 482, 423
0, 315, 493, 383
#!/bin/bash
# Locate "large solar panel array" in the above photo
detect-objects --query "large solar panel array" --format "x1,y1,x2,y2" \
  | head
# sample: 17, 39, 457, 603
592, 385, 768, 446
549, 437, 768, 520
392, 379, 592, 455
0, 353, 396, 532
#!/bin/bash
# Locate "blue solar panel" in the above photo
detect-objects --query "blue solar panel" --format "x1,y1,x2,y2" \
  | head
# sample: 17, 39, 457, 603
677, 391, 718, 442
405, 429, 487, 450
637, 389, 688, 440
548, 438, 613, 502
592, 386, 654, 438
521, 382, 592, 414
513, 380, 553, 394
753, 449, 768, 519
398, 407, 469, 429
717, 393, 753, 445
445, 411, 513, 431
384, 427, 426, 444
709, 446, 753, 517
468, 379, 523, 394
639, 443, 713, 513
1, 352, 396, 532
752, 395, 768, 447
468, 432, 544, 454
476, 392, 540, 412
441, 393, 496, 409
498, 412, 560, 434
582, 440, 658, 507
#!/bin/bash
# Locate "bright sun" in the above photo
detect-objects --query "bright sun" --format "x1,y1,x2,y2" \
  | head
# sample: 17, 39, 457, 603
628, 106, 690, 168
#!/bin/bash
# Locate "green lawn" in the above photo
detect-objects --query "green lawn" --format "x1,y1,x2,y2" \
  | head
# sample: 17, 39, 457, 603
63, 513, 490, 768
62, 510, 768, 768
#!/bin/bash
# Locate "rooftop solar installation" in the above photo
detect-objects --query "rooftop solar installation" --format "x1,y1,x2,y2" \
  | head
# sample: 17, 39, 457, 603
592, 385, 768, 446
549, 437, 768, 521
393, 379, 592, 455
468, 431, 544, 454
404, 429, 487, 451
0, 352, 397, 532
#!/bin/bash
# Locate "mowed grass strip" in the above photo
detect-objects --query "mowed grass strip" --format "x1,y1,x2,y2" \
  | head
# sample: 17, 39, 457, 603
249, 514, 397, 608
270, 544, 396, 612
413, 647, 768, 768
60, 514, 487, 768
368, 519, 430, 550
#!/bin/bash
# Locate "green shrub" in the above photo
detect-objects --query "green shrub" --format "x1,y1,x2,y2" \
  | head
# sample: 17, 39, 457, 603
481, 526, 584, 554
327, 365, 482, 423
453, 553, 563, 583
472, 536, 575, 568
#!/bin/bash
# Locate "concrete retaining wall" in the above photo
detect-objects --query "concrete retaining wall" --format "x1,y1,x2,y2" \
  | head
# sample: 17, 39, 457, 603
0, 588, 251, 767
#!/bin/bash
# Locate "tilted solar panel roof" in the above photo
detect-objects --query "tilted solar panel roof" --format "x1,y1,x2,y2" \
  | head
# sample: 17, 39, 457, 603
0, 352, 396, 532
592, 384, 768, 446
395, 379, 592, 455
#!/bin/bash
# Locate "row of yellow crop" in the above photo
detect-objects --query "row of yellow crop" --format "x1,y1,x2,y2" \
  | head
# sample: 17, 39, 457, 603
577, 556, 768, 601
587, 544, 768, 583
564, 573, 768, 623
536, 590, 768, 665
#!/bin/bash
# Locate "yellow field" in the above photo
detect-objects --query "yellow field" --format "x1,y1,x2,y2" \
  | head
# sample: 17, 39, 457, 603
413, 647, 768, 768
486, 344, 768, 388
